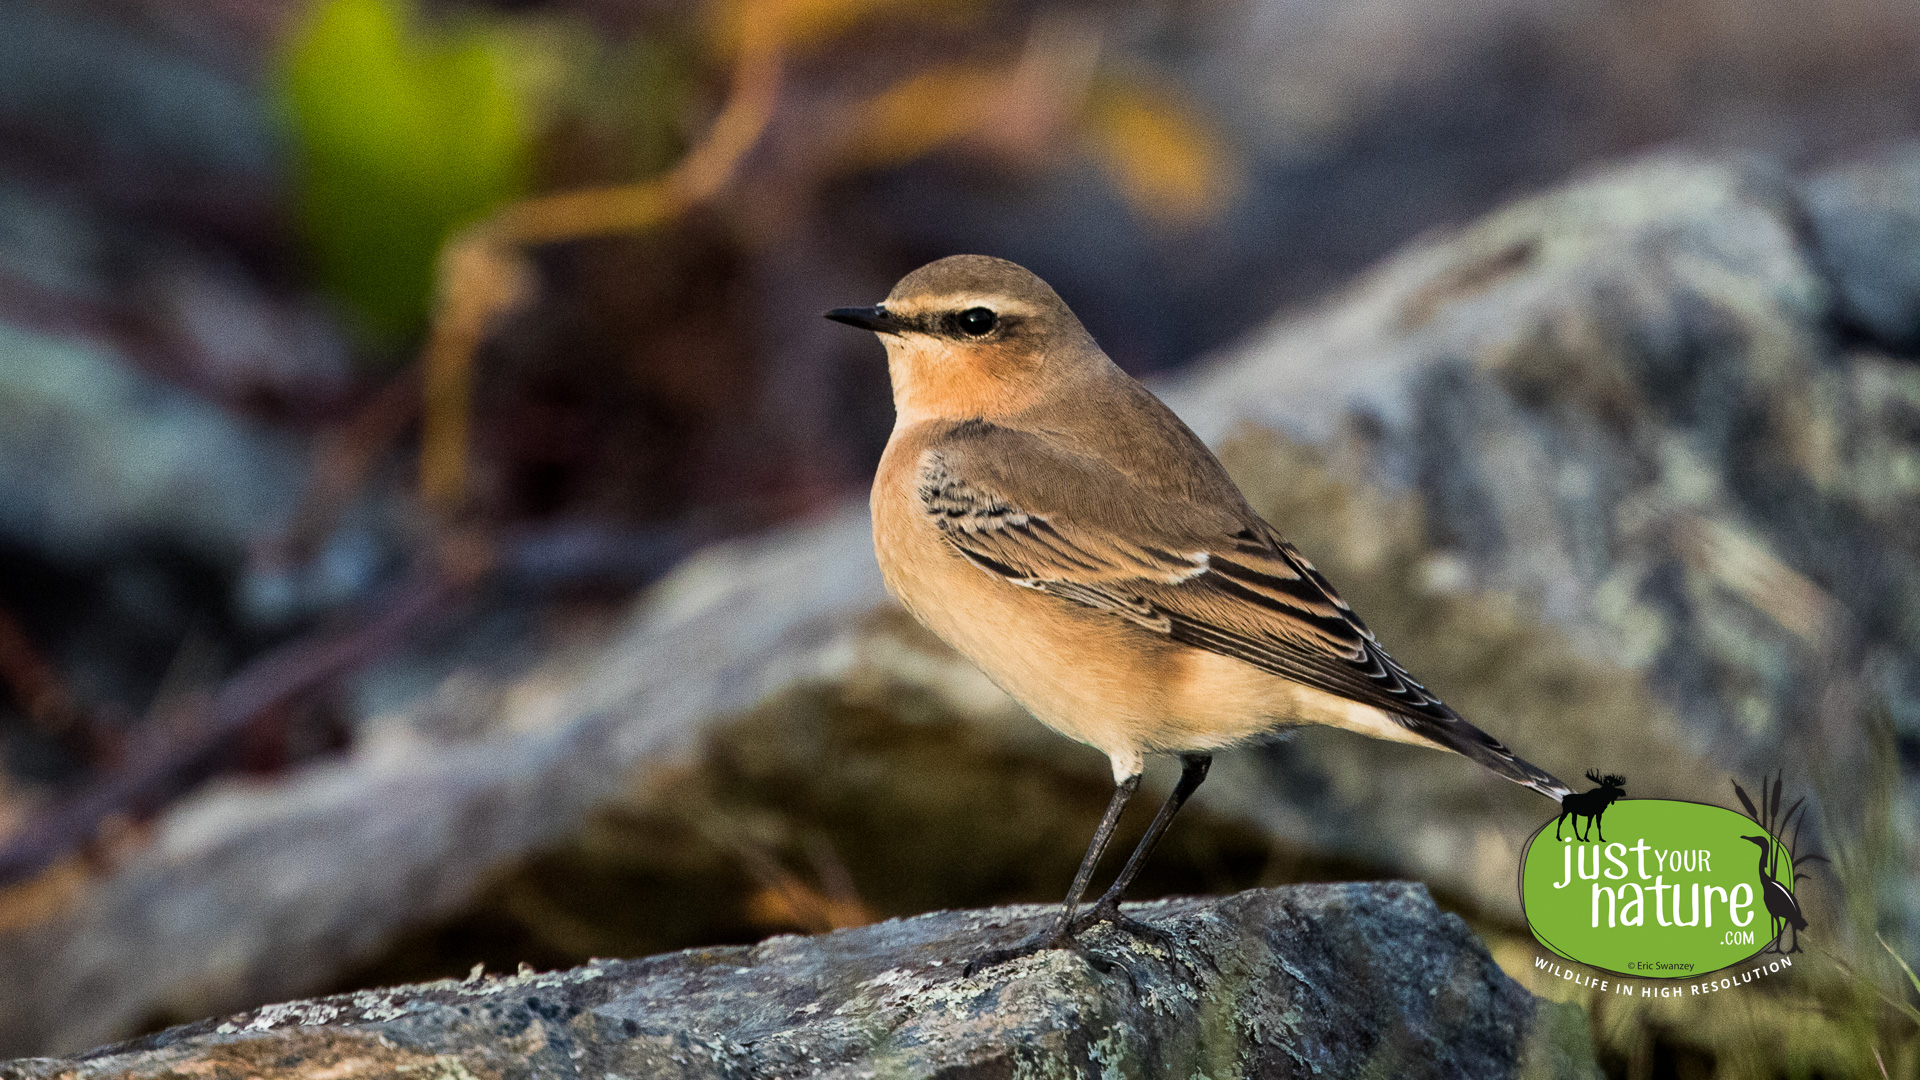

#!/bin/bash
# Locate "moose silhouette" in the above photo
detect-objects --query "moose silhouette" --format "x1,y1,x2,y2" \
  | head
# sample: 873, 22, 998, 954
1555, 770, 1626, 842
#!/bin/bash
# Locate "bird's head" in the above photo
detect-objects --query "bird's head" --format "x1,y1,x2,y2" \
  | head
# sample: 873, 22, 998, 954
826, 255, 1102, 424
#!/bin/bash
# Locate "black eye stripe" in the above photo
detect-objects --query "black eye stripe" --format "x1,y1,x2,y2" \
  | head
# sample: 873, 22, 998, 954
890, 307, 1017, 338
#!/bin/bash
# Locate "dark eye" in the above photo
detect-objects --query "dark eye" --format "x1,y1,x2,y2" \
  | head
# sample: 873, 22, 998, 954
956, 307, 998, 336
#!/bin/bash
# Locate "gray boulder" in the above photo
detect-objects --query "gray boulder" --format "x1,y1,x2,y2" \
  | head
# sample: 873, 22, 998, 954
0, 883, 1597, 1080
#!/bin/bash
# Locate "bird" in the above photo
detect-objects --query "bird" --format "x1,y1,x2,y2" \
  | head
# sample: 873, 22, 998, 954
1741, 834, 1806, 953
826, 254, 1571, 965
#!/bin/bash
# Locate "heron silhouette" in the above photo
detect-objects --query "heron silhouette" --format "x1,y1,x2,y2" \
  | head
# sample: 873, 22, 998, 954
1742, 834, 1806, 953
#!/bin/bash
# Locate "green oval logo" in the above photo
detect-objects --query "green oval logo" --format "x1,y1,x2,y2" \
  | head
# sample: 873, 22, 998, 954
1521, 799, 1798, 978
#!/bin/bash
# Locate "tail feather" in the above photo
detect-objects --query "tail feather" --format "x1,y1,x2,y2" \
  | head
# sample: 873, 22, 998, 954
1413, 707, 1572, 803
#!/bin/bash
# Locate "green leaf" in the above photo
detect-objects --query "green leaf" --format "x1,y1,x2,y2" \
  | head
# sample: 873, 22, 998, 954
280, 0, 531, 339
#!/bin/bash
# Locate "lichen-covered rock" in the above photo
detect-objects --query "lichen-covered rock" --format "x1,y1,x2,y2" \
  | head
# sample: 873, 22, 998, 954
1802, 142, 1920, 349
0, 884, 1596, 1080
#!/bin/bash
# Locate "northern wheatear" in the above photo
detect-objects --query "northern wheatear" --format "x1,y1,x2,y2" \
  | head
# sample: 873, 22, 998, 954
828, 255, 1569, 962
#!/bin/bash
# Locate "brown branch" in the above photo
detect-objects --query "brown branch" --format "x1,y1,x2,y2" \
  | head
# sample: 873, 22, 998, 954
265, 368, 423, 568
735, 833, 873, 934
0, 546, 489, 890
496, 44, 783, 244
0, 602, 82, 740
418, 40, 784, 515
417, 239, 536, 516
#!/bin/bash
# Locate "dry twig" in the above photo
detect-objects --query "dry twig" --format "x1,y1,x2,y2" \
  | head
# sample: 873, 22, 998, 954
268, 369, 423, 567
418, 39, 785, 514
0, 603, 82, 740
0, 542, 491, 890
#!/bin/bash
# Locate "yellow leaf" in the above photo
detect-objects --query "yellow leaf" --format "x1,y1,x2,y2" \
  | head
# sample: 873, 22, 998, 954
707, 0, 978, 56
837, 63, 1006, 171
1083, 79, 1235, 226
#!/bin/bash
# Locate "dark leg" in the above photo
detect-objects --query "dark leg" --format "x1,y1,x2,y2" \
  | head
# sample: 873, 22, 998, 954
1554, 812, 1567, 841
964, 773, 1140, 974
1050, 773, 1142, 935
1075, 753, 1212, 933
1595, 811, 1605, 844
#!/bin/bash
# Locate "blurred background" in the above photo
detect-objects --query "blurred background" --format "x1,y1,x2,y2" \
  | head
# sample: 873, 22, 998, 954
1, 0, 1919, 1075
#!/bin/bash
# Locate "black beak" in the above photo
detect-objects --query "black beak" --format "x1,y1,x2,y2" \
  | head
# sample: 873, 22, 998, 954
824, 305, 906, 335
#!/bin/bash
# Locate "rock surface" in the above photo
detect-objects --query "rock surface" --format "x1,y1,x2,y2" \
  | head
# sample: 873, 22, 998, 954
0, 883, 1596, 1080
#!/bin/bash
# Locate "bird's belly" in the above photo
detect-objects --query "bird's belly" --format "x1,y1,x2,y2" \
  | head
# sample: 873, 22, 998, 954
874, 522, 1158, 767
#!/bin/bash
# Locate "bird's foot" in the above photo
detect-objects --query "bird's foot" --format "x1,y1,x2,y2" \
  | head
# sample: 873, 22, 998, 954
1072, 900, 1175, 952
1072, 899, 1211, 978
963, 925, 1113, 978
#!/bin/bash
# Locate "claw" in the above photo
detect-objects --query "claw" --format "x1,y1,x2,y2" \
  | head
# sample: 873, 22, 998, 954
1073, 903, 1214, 978
1074, 904, 1172, 949
963, 927, 1113, 977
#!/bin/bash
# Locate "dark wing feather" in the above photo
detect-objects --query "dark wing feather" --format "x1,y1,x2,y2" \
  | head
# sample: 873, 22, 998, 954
917, 430, 1571, 802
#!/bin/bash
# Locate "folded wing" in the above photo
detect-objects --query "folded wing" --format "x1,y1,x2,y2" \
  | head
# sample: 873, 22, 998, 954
918, 422, 1570, 801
